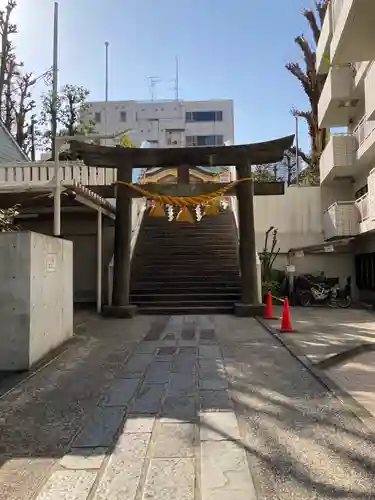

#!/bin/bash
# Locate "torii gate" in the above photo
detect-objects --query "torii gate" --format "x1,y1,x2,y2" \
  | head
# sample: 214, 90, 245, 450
71, 134, 294, 317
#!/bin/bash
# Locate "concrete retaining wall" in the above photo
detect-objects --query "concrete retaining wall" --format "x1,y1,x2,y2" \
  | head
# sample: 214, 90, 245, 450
0, 231, 73, 370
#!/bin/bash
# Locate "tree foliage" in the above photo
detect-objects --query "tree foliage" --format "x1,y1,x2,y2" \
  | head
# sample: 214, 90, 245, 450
0, 1, 52, 155
0, 203, 20, 231
286, 0, 330, 184
39, 84, 96, 153
252, 152, 297, 186
252, 164, 277, 182
120, 135, 137, 148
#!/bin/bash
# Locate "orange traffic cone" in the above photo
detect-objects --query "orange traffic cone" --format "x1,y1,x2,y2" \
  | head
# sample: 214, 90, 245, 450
279, 298, 295, 333
264, 290, 276, 320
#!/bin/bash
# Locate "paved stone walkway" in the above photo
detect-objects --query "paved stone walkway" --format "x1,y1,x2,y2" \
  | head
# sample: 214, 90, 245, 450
264, 306, 375, 427
1, 315, 375, 499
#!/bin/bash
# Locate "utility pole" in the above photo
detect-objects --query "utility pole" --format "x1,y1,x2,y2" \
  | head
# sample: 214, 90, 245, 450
51, 1, 59, 161
295, 116, 300, 185
175, 56, 179, 100
105, 41, 109, 136
30, 117, 36, 162
52, 1, 61, 236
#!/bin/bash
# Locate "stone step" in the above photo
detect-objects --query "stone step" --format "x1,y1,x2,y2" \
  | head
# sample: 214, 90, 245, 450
131, 298, 238, 308
131, 285, 241, 293
133, 254, 238, 261
136, 304, 235, 315
132, 274, 240, 282
130, 292, 241, 303
131, 274, 240, 282
133, 262, 238, 269
131, 279, 240, 287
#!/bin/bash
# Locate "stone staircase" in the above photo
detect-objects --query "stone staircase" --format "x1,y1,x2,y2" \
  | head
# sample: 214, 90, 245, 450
130, 209, 241, 314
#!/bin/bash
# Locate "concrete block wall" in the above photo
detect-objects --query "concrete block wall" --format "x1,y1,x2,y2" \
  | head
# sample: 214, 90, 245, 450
20, 214, 115, 304
0, 232, 73, 370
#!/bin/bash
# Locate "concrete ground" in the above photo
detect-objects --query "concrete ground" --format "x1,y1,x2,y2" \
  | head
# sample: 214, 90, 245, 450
263, 306, 375, 430
1, 314, 375, 499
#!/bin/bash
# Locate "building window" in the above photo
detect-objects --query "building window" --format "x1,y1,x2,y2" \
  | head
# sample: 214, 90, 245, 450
120, 111, 127, 122
186, 135, 224, 147
185, 111, 223, 122
355, 184, 368, 199
94, 112, 101, 123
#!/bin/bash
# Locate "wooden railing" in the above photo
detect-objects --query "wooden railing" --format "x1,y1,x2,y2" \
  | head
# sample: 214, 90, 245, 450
0, 161, 117, 187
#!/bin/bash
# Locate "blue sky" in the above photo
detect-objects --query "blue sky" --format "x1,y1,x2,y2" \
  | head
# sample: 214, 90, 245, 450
11, 0, 314, 152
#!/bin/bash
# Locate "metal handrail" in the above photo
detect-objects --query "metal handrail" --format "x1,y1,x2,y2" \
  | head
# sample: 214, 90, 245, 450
355, 193, 369, 222
353, 115, 375, 148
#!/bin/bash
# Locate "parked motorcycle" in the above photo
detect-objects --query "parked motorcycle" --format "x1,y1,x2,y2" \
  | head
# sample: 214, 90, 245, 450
298, 277, 351, 308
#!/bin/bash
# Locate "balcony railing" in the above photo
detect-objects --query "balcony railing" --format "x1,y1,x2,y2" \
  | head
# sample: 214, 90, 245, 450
0, 161, 117, 187
332, 0, 345, 29
355, 193, 369, 222
323, 201, 358, 240
353, 115, 375, 148
319, 133, 357, 183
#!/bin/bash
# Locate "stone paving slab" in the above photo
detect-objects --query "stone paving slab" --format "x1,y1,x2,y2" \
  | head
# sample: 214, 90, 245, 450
142, 458, 195, 500
92, 433, 151, 500
122, 416, 155, 434
2, 314, 375, 499
60, 447, 107, 470
199, 411, 240, 441
101, 378, 140, 407
0, 458, 55, 500
130, 384, 165, 414
73, 407, 127, 448
35, 470, 97, 500
201, 441, 256, 500
150, 422, 195, 458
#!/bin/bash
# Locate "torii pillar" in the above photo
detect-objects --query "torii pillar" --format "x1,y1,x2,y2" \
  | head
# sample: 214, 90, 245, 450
234, 163, 263, 317
103, 164, 137, 318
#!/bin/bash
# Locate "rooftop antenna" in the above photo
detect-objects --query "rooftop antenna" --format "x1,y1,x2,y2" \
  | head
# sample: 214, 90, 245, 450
175, 56, 179, 100
146, 76, 161, 101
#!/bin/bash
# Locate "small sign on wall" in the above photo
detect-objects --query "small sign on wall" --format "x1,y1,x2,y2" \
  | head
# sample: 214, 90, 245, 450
46, 253, 57, 272
324, 245, 334, 253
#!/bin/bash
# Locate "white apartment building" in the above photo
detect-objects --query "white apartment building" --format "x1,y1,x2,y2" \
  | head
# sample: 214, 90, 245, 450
317, 0, 375, 302
81, 99, 234, 149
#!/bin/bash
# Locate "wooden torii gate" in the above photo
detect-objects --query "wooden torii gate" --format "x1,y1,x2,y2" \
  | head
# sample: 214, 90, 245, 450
71, 134, 294, 317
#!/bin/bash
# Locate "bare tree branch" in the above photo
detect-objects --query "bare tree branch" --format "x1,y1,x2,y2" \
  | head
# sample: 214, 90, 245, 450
286, 0, 330, 183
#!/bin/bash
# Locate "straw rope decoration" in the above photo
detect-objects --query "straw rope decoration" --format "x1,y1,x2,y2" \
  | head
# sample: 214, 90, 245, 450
116, 177, 252, 207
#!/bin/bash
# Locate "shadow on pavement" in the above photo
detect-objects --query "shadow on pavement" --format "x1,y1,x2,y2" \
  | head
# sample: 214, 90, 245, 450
0, 314, 374, 498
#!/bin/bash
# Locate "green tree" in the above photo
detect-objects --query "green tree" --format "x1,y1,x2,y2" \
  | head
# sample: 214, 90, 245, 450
40, 84, 96, 155
252, 164, 276, 182
286, 0, 330, 184
120, 134, 137, 148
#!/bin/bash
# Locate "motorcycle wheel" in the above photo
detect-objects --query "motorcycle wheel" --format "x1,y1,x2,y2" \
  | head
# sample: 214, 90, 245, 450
299, 291, 313, 307
337, 296, 352, 308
